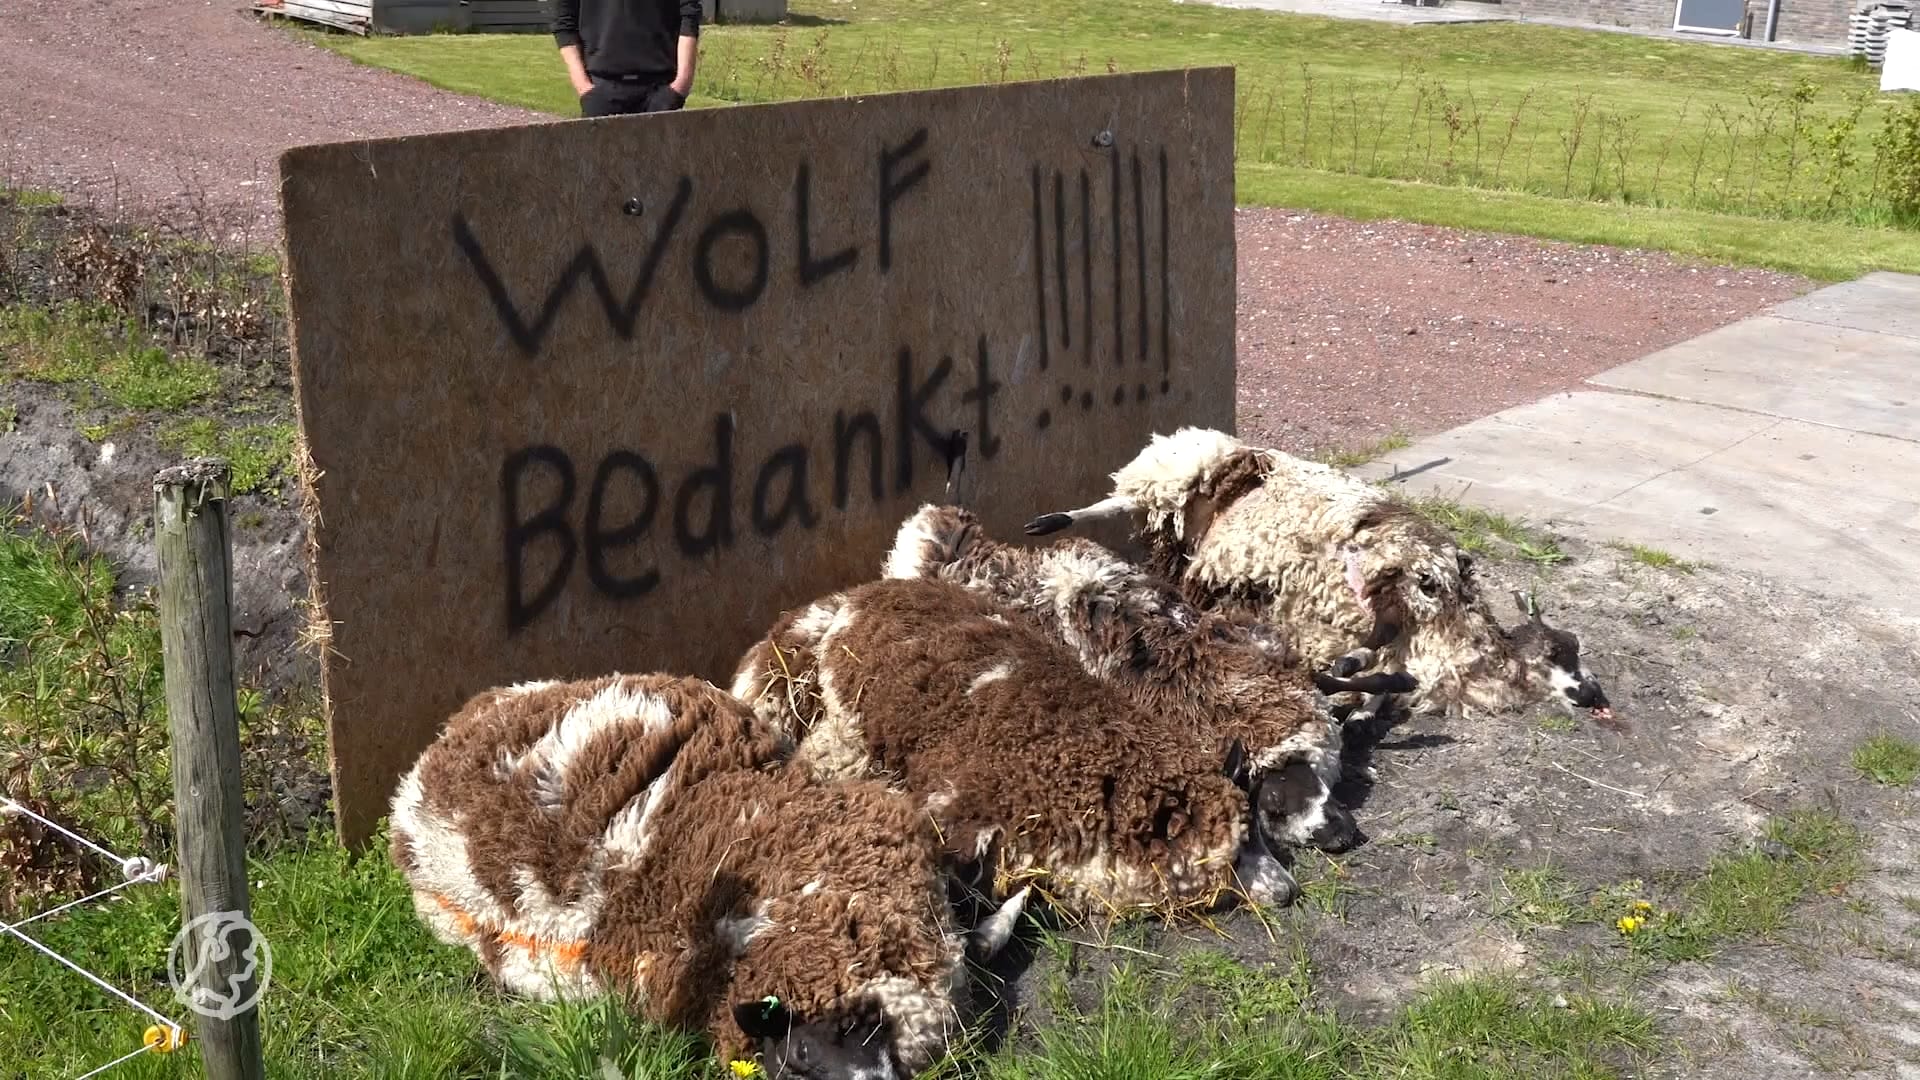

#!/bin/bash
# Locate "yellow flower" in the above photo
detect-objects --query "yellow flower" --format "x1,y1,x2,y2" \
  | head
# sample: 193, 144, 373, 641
730, 1061, 763, 1078
1616, 915, 1644, 934
1631, 900, 1654, 914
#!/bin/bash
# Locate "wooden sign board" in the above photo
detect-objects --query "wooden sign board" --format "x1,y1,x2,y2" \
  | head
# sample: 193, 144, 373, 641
280, 68, 1238, 848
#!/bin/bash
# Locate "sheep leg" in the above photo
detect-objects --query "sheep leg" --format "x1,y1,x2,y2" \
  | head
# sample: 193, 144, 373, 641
1330, 647, 1373, 678
1314, 670, 1418, 696
1344, 690, 1394, 732
1023, 494, 1139, 536
966, 885, 1031, 962
1330, 614, 1401, 677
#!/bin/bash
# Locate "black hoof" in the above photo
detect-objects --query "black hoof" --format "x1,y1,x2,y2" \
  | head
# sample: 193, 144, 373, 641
1332, 656, 1362, 678
1023, 512, 1073, 536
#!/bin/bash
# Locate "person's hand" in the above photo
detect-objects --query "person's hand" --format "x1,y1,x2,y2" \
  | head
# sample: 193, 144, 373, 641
572, 73, 594, 97
669, 75, 691, 99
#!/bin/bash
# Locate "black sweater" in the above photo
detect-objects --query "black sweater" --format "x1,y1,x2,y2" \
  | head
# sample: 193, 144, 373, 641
553, 0, 703, 81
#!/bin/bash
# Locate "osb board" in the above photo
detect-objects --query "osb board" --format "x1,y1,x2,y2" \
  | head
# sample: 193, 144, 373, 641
279, 67, 1239, 848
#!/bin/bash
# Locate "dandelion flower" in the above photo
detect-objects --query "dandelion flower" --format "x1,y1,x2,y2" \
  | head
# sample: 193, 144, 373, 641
1631, 900, 1654, 914
1616, 915, 1644, 934
730, 1061, 763, 1078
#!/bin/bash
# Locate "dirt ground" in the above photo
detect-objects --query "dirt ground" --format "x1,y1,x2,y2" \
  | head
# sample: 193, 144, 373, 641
995, 536, 1920, 1077
0, 0, 543, 239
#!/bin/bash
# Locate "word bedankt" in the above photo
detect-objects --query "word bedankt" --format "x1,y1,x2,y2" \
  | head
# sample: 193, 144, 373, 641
499, 340, 1001, 633
452, 122, 1178, 634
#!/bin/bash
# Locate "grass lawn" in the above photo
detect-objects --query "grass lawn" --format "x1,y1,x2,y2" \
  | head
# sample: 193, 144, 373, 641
300, 0, 1920, 280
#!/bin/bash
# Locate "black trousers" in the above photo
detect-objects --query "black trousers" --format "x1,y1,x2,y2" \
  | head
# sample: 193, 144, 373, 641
580, 77, 685, 118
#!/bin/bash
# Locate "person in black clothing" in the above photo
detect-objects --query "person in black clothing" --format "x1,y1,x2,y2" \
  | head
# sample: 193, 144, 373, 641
553, 0, 704, 118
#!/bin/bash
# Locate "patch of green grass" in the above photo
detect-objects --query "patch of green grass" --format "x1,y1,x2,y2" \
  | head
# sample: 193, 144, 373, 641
306, 1, 1920, 279
1291, 853, 1360, 919
1315, 431, 1412, 469
1238, 163, 1920, 283
157, 418, 297, 497
1851, 732, 1920, 787
0, 403, 16, 433
0, 302, 219, 413
485, 995, 716, 1080
1358, 973, 1659, 1078
1609, 541, 1699, 574
1609, 808, 1866, 963
0, 509, 171, 859
1500, 865, 1581, 933
1404, 494, 1568, 566
1539, 712, 1578, 733
7, 843, 1669, 1080
2, 186, 63, 208
0, 509, 114, 649
1, 828, 595, 1080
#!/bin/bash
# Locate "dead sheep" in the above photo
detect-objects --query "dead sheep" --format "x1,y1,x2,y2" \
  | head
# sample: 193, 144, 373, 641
388, 672, 1026, 1080
880, 502, 1424, 853
730, 576, 1303, 918
1025, 426, 1612, 725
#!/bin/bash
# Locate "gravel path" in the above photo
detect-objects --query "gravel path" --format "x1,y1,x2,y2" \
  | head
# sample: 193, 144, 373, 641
0, 0, 545, 238
1235, 209, 1813, 454
0, 0, 1814, 447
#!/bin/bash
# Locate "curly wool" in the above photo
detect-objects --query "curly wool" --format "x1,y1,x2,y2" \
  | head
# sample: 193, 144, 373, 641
880, 502, 1341, 793
387, 673, 972, 1073
1092, 427, 1529, 717
732, 578, 1272, 917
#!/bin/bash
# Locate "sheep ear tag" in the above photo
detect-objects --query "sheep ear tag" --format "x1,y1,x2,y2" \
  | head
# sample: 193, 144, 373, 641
733, 996, 789, 1039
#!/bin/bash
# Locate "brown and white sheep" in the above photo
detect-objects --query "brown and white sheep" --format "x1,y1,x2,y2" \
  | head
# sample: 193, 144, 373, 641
1024, 426, 1612, 725
879, 502, 1422, 853
388, 672, 1027, 1080
730, 577, 1302, 918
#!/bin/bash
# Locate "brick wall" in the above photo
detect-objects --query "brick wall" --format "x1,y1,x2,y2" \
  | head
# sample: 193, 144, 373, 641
1486, 0, 1688, 29
1766, 0, 1852, 47
1459, 0, 1853, 48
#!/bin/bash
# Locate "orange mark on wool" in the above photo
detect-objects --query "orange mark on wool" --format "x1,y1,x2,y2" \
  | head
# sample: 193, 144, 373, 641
425, 891, 587, 971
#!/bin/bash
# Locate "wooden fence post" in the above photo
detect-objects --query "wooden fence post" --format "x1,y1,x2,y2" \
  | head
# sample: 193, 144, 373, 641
154, 458, 267, 1080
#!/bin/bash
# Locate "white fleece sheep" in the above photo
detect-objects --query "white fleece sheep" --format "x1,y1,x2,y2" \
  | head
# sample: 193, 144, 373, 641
1025, 427, 1612, 724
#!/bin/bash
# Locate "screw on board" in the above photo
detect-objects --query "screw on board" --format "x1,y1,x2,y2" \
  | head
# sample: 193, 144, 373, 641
1092, 130, 1114, 148
623, 197, 645, 216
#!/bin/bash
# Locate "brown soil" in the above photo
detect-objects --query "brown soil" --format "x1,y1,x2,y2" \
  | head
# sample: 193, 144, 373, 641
0, 0, 544, 240
1233, 207, 1814, 455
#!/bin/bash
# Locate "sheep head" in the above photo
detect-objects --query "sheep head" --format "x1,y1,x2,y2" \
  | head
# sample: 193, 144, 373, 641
1503, 590, 1612, 721
1221, 734, 1360, 859
732, 995, 900, 1080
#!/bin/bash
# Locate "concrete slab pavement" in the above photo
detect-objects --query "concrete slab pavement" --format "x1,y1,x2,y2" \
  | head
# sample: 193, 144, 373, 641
1353, 273, 1920, 619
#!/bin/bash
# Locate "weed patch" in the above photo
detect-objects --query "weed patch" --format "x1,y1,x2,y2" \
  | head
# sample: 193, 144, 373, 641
0, 510, 326, 913
1605, 808, 1865, 963
1315, 431, 1412, 469
0, 301, 219, 412
1501, 865, 1582, 933
1852, 732, 1920, 787
157, 417, 296, 497
1404, 493, 1568, 565
1610, 541, 1700, 574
